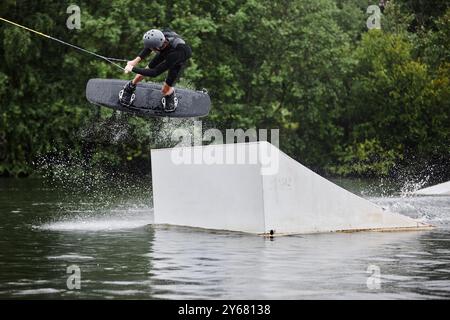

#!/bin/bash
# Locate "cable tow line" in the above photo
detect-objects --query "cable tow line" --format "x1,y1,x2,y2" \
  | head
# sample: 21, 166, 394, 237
0, 17, 127, 71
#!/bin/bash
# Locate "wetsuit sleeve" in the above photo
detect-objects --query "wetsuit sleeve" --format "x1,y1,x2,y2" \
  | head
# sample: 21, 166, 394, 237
148, 53, 164, 68
132, 50, 182, 77
138, 47, 152, 59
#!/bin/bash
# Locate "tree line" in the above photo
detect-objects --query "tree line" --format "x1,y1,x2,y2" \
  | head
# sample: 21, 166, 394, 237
0, 0, 448, 182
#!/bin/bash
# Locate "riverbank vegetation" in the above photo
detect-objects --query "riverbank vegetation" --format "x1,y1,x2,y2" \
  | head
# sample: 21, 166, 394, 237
0, 0, 448, 182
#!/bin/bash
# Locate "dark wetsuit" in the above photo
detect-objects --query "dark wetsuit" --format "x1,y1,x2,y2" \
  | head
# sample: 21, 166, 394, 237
132, 30, 192, 87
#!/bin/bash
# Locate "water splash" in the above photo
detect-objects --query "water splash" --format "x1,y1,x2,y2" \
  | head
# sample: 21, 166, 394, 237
353, 164, 440, 199
333, 177, 450, 226
390, 161, 446, 198
370, 196, 450, 227
150, 117, 205, 148
36, 153, 151, 209
78, 112, 138, 145
33, 113, 155, 231
398, 175, 432, 198
37, 204, 153, 232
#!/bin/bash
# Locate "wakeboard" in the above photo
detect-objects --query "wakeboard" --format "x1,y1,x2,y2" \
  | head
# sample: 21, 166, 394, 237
86, 78, 211, 118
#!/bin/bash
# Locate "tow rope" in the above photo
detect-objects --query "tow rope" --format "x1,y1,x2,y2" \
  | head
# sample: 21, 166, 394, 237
0, 17, 127, 71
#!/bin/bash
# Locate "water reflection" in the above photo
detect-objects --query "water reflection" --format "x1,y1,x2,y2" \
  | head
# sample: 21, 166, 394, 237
147, 225, 449, 299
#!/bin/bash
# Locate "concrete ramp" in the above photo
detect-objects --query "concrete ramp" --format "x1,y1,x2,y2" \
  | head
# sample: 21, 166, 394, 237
151, 142, 431, 235
414, 181, 450, 196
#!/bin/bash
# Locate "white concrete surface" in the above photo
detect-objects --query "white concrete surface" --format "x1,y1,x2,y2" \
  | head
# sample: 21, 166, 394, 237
151, 142, 431, 235
414, 181, 450, 196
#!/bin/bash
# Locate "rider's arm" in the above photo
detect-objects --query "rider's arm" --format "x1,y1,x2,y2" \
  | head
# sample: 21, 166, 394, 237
138, 47, 152, 60
148, 53, 164, 69
127, 47, 152, 69
132, 51, 179, 77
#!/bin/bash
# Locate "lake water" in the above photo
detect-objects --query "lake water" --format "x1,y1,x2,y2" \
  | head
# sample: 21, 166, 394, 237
0, 178, 449, 299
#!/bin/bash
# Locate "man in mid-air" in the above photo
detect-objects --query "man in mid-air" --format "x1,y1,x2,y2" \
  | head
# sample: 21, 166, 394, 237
120, 28, 192, 112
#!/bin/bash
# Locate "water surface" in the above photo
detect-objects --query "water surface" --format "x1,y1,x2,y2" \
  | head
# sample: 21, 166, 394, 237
0, 178, 449, 299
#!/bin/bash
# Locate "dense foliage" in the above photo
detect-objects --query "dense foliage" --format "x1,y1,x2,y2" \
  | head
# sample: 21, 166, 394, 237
0, 0, 448, 180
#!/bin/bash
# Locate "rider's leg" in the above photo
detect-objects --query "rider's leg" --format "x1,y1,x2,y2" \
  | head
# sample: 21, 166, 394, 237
161, 82, 174, 96
119, 75, 142, 107
132, 74, 144, 85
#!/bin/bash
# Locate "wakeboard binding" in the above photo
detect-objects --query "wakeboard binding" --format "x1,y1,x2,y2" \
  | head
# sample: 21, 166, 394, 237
118, 81, 136, 107
161, 91, 178, 113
